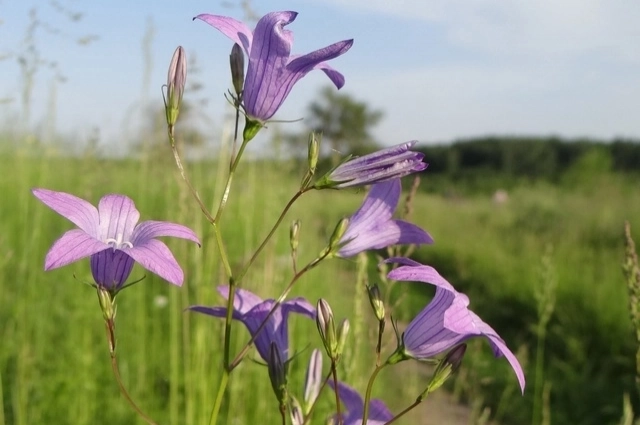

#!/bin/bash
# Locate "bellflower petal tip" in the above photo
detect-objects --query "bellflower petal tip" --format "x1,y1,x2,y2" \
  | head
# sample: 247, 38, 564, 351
387, 259, 526, 393
328, 380, 393, 425
196, 10, 352, 122
34, 188, 200, 290
337, 180, 433, 257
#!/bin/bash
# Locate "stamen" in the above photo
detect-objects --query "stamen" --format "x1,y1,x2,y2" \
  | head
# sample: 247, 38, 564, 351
103, 233, 133, 249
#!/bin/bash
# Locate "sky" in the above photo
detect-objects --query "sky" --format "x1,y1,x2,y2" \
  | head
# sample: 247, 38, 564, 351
1, 0, 639, 154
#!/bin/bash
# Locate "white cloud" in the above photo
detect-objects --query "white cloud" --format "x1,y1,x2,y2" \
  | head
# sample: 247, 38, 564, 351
310, 0, 640, 63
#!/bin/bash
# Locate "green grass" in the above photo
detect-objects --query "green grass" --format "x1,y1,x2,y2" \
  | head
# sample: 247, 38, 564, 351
0, 147, 638, 425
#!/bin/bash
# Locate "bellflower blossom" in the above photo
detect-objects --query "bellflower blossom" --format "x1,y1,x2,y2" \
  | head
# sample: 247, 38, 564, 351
189, 286, 315, 362
329, 380, 393, 425
315, 142, 427, 189
337, 179, 433, 257
33, 188, 200, 289
195, 11, 353, 122
386, 257, 526, 393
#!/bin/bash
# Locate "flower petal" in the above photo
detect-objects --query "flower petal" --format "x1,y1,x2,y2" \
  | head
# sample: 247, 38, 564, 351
131, 220, 201, 246
44, 229, 108, 270
97, 194, 140, 242
244, 11, 298, 120
188, 305, 243, 321
387, 262, 457, 293
286, 39, 353, 86
282, 297, 316, 319
90, 249, 135, 290
125, 239, 185, 286
218, 286, 265, 314
194, 13, 253, 53
32, 188, 99, 237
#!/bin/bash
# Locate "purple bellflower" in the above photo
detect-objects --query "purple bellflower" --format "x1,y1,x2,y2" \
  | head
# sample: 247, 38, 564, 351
386, 257, 526, 393
337, 179, 433, 257
195, 11, 353, 123
329, 380, 393, 425
33, 188, 200, 290
189, 286, 315, 362
315, 141, 427, 189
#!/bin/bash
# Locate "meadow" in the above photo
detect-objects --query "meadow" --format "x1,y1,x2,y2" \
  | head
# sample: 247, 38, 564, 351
0, 142, 639, 425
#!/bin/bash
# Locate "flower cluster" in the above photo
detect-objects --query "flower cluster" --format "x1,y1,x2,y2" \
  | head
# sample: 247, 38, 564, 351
33, 9, 525, 425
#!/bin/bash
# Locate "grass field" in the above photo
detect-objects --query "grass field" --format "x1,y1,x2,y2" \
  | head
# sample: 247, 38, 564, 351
1, 145, 639, 425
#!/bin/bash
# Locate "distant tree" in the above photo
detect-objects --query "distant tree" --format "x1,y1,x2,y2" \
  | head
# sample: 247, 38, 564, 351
291, 86, 384, 162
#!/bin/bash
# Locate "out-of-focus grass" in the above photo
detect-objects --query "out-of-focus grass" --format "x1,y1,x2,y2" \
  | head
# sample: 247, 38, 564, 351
1, 146, 638, 425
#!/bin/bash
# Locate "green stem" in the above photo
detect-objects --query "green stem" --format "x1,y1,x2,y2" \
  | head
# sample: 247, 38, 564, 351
167, 130, 233, 278
383, 396, 424, 425
235, 189, 307, 284
208, 370, 229, 425
106, 321, 159, 425
361, 364, 387, 425
331, 360, 343, 425
214, 137, 249, 223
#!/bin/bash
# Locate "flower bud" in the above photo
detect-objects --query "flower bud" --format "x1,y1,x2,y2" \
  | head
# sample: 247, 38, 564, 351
229, 43, 245, 97
308, 132, 319, 173
268, 342, 288, 405
367, 284, 386, 322
289, 397, 304, 425
336, 318, 350, 358
425, 344, 467, 396
316, 299, 337, 358
165, 46, 187, 127
96, 287, 117, 322
290, 220, 300, 253
303, 349, 323, 413
328, 218, 350, 253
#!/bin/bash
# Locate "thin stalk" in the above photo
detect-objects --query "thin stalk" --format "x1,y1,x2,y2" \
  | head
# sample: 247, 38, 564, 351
383, 395, 425, 425
236, 189, 308, 284
331, 360, 343, 425
208, 370, 229, 425
361, 364, 386, 425
375, 320, 384, 367
167, 130, 233, 279
105, 321, 158, 425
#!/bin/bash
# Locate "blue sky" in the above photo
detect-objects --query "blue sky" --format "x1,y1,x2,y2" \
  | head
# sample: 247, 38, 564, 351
1, 0, 639, 153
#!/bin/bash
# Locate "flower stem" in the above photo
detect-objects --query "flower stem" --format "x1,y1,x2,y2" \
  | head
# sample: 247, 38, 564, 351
383, 395, 425, 425
236, 189, 307, 284
331, 360, 343, 425
167, 130, 233, 278
361, 364, 387, 425
208, 369, 229, 425
168, 131, 216, 225
105, 320, 159, 425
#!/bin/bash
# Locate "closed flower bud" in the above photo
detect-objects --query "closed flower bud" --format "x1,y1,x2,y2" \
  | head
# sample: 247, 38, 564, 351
328, 218, 350, 253
367, 284, 386, 322
303, 349, 323, 413
96, 287, 117, 322
425, 344, 467, 396
229, 43, 245, 97
308, 132, 319, 173
316, 299, 337, 358
268, 342, 288, 404
290, 220, 300, 253
336, 318, 350, 358
289, 397, 304, 425
165, 46, 187, 127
